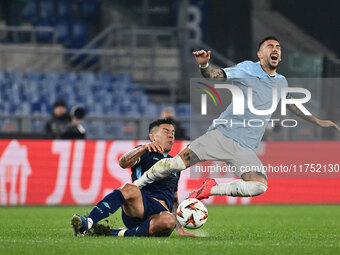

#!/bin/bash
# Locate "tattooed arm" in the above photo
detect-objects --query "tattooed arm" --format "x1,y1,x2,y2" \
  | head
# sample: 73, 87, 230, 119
199, 65, 226, 79
119, 142, 164, 168
172, 192, 179, 221
192, 50, 226, 79
287, 104, 340, 131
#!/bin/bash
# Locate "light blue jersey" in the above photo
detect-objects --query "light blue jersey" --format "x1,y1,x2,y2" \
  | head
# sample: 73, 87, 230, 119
207, 60, 288, 151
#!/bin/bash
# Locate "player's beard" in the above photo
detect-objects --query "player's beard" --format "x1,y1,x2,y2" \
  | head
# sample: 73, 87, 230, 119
266, 58, 279, 70
268, 63, 278, 70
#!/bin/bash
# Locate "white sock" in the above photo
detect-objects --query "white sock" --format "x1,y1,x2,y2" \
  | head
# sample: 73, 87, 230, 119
210, 179, 267, 197
87, 218, 93, 229
134, 155, 186, 188
118, 228, 128, 237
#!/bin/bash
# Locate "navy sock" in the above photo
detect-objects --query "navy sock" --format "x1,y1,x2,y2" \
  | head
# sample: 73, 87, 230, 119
88, 189, 125, 225
123, 220, 151, 237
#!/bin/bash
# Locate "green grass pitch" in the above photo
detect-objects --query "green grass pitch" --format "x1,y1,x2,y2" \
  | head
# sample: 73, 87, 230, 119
0, 205, 339, 255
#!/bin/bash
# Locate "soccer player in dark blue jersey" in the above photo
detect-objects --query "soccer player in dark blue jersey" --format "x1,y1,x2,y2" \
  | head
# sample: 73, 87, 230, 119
71, 119, 195, 237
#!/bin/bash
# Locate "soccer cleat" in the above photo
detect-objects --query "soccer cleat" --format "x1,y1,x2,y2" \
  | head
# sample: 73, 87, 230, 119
71, 214, 89, 236
87, 224, 123, 236
188, 178, 217, 200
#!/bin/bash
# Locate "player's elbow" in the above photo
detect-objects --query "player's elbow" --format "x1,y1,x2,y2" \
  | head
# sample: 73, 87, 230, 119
118, 161, 126, 168
118, 159, 130, 169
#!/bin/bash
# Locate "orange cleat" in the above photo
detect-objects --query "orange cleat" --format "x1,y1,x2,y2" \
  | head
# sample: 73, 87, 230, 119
188, 178, 217, 200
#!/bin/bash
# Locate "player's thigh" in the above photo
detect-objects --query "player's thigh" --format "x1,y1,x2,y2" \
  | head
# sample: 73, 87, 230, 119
190, 129, 235, 163
120, 184, 144, 219
228, 144, 267, 183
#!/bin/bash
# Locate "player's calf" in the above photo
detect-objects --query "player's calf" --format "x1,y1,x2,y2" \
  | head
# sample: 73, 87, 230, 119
237, 171, 268, 196
211, 179, 267, 197
242, 171, 268, 186
191, 173, 268, 200
71, 188, 126, 236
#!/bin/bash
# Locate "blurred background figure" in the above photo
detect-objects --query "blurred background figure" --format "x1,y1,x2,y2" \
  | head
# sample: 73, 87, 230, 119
160, 107, 188, 140
45, 99, 86, 139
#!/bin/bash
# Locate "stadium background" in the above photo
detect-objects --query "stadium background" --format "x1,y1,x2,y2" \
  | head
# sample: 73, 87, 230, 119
0, 0, 339, 207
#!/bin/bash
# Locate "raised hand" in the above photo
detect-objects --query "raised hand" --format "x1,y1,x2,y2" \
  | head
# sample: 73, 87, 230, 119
144, 141, 164, 153
192, 50, 211, 65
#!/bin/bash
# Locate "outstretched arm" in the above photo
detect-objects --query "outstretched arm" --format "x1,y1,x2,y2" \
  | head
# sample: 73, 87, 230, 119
192, 50, 226, 79
287, 104, 340, 131
119, 142, 164, 168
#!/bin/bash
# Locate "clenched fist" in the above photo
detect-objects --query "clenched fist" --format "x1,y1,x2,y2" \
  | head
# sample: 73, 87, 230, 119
192, 50, 211, 65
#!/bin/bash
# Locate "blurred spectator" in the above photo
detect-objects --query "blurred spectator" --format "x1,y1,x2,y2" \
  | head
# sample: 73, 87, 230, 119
45, 99, 86, 139
0, 0, 29, 41
160, 107, 188, 140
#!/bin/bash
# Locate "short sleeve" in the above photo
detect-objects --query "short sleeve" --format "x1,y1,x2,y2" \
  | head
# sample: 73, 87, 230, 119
131, 158, 141, 167
222, 61, 249, 80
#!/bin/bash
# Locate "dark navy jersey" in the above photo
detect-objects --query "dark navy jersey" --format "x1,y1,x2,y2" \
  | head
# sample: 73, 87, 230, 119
131, 147, 180, 211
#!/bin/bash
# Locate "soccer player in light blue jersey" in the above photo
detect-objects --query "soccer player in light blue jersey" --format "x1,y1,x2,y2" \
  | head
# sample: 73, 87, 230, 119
134, 36, 340, 200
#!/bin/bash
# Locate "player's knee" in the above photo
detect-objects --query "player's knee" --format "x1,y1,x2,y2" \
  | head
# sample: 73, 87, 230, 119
248, 181, 268, 196
150, 212, 176, 236
159, 212, 176, 231
119, 184, 140, 200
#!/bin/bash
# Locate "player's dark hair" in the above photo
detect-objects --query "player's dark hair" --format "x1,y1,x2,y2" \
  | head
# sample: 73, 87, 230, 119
149, 119, 175, 133
258, 36, 280, 51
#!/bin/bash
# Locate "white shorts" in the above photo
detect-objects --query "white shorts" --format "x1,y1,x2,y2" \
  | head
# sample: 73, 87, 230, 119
190, 129, 266, 178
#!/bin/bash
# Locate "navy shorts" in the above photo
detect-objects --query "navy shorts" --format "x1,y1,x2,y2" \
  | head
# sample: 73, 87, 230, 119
122, 190, 169, 229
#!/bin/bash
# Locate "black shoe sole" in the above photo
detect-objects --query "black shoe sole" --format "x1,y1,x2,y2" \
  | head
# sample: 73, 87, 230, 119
71, 214, 84, 237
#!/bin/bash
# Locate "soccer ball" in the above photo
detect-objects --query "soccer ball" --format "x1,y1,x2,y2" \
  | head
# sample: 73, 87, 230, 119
176, 198, 208, 229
